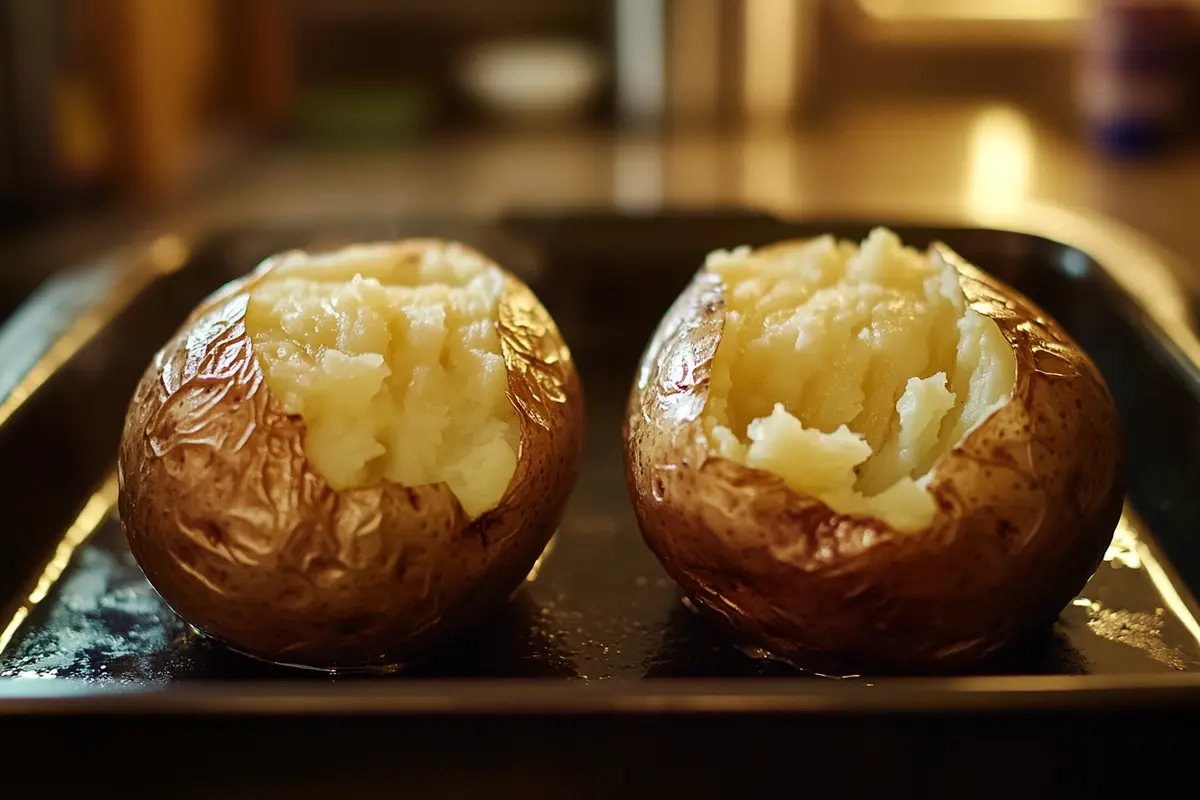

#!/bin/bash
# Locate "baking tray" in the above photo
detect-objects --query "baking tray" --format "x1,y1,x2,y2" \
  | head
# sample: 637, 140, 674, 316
2, 209, 1200, 786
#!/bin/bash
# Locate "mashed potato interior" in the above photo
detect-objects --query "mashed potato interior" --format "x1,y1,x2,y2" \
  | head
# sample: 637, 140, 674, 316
703, 228, 1016, 532
243, 243, 519, 519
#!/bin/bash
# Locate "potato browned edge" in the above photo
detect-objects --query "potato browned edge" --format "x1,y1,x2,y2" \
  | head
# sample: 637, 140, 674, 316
623, 241, 1124, 673
118, 239, 584, 670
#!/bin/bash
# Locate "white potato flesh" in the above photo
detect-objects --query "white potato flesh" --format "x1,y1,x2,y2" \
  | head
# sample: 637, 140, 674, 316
243, 243, 520, 519
703, 228, 1017, 532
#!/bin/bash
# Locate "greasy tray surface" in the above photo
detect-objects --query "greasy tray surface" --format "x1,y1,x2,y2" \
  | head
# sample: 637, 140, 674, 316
2, 211, 1200, 706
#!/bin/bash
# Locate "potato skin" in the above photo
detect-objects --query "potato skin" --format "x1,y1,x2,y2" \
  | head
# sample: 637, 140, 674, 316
624, 242, 1125, 673
118, 240, 584, 670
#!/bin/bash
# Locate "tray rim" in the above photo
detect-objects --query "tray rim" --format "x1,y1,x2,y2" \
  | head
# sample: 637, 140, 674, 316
4, 202, 1200, 715
3, 673, 1200, 717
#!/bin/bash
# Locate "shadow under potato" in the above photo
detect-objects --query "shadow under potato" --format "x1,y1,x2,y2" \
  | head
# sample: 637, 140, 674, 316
183, 591, 581, 680
393, 591, 580, 679
641, 593, 1091, 679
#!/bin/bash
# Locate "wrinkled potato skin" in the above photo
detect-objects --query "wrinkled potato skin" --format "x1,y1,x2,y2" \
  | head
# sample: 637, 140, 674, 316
118, 240, 584, 670
624, 242, 1124, 673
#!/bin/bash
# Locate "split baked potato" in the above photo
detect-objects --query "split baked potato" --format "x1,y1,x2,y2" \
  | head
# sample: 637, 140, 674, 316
118, 239, 584, 671
624, 228, 1124, 672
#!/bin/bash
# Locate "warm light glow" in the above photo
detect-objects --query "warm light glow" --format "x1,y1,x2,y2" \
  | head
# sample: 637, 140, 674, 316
742, 0, 800, 125
524, 534, 558, 583
1104, 514, 1142, 570
1106, 507, 1200, 650
739, 132, 796, 209
858, 0, 1087, 22
669, 0, 721, 121
666, 135, 725, 205
0, 475, 118, 655
614, 136, 665, 211
964, 105, 1033, 216
148, 234, 191, 274
1136, 538, 1200, 650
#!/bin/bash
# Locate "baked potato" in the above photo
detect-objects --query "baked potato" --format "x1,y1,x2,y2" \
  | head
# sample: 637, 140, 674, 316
624, 227, 1124, 673
118, 239, 584, 671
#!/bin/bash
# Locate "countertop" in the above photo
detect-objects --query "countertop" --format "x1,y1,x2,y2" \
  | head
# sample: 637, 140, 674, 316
4, 100, 1200, 308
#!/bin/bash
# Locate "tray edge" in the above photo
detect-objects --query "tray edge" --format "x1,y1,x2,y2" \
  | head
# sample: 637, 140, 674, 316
4, 206, 1200, 711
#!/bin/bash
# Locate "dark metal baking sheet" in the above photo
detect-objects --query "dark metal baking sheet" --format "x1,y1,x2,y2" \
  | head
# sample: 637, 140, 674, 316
1, 210, 1199, 712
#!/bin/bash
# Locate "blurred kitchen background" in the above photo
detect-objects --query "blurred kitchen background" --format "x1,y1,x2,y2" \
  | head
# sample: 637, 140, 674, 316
1, 0, 1199, 313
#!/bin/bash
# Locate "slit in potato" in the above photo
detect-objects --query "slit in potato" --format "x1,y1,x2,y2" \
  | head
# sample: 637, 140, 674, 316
702, 228, 1017, 532
244, 242, 520, 519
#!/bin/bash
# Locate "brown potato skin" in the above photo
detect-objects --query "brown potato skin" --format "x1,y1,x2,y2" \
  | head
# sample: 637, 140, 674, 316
118, 240, 584, 670
624, 241, 1125, 673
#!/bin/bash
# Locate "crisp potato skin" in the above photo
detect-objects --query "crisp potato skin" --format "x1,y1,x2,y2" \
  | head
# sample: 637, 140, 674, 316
118, 240, 584, 670
624, 242, 1125, 673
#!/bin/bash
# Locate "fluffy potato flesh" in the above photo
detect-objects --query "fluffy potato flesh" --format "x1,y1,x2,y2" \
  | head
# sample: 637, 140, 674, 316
243, 243, 520, 519
703, 228, 1017, 532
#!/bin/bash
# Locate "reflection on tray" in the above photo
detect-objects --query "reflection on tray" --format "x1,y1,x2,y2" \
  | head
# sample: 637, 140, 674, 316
1070, 510, 1200, 671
